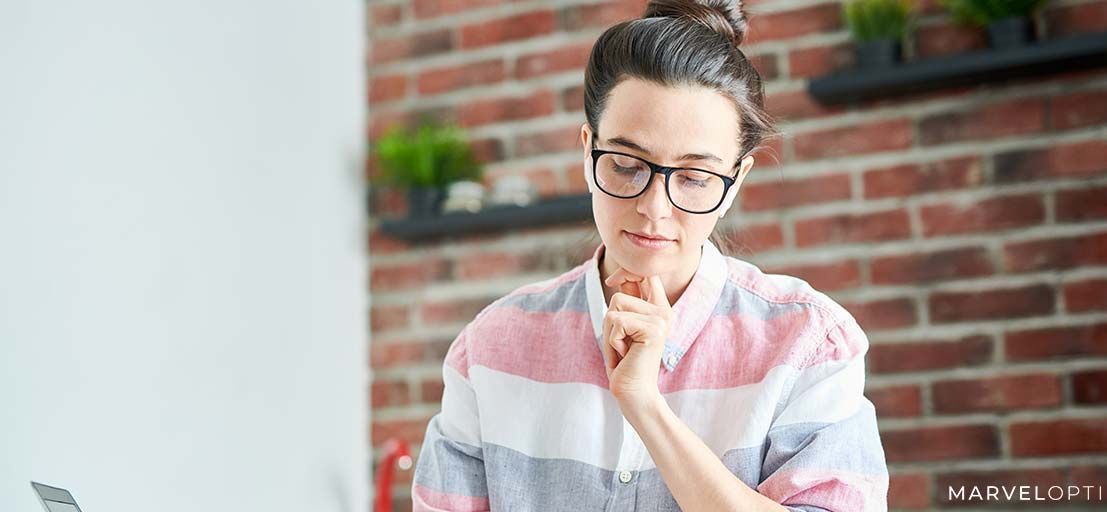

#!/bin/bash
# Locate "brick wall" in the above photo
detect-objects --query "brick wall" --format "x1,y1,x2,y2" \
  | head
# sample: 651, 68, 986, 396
366, 0, 1107, 509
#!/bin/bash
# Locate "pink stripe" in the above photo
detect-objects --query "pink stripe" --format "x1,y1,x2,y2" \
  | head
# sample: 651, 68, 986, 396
412, 483, 490, 512
757, 467, 886, 510
444, 328, 472, 379
468, 306, 609, 388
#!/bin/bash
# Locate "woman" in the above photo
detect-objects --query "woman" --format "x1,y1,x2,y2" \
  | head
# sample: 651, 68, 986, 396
411, 1, 889, 510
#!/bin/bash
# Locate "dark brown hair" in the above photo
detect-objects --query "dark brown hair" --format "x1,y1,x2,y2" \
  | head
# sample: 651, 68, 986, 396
581, 0, 779, 257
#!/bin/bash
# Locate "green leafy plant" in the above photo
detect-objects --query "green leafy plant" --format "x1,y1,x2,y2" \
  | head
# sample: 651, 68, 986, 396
938, 0, 1047, 26
843, 0, 914, 42
371, 119, 481, 189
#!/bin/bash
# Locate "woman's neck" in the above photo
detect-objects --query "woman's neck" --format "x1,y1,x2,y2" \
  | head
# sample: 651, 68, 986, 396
599, 244, 701, 307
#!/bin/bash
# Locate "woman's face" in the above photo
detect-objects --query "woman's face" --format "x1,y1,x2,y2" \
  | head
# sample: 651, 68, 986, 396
580, 78, 754, 279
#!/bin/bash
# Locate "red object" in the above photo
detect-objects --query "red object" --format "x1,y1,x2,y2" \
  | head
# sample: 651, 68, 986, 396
374, 438, 413, 512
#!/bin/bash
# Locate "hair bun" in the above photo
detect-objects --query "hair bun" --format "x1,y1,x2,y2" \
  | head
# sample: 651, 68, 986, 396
643, 0, 749, 47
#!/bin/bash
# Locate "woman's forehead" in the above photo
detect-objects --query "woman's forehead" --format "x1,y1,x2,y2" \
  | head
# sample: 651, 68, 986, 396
599, 78, 740, 164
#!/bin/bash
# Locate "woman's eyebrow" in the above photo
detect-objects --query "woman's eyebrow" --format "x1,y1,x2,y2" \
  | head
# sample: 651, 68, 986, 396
605, 136, 724, 164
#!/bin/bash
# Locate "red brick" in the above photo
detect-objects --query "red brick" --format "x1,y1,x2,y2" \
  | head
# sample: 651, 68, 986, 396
371, 416, 433, 447
1004, 231, 1107, 272
370, 74, 408, 103
748, 53, 779, 81
1051, 88, 1107, 130
457, 90, 556, 127
516, 42, 592, 80
739, 173, 851, 211
562, 84, 585, 112
469, 137, 506, 164
371, 29, 454, 64
1056, 185, 1107, 222
515, 125, 580, 157
764, 89, 844, 121
935, 469, 1066, 506
722, 222, 785, 254
370, 4, 403, 28
1073, 369, 1107, 404
866, 384, 922, 417
749, 136, 784, 168
919, 97, 1046, 146
793, 119, 913, 161
920, 194, 1045, 237
459, 10, 556, 48
417, 59, 506, 96
930, 284, 1055, 323
932, 373, 1061, 414
420, 377, 445, 403
871, 247, 994, 285
370, 259, 449, 292
1010, 418, 1107, 457
421, 296, 495, 325
914, 21, 986, 58
994, 139, 1107, 183
883, 424, 999, 462
1070, 465, 1107, 500
1046, 1, 1107, 37
371, 305, 410, 333
454, 251, 533, 280
744, 2, 842, 45
763, 259, 861, 292
787, 42, 853, 79
1004, 322, 1107, 361
369, 225, 411, 254
413, 0, 503, 19
1064, 278, 1107, 313
371, 379, 410, 408
370, 341, 427, 369
559, 0, 643, 31
841, 297, 917, 332
888, 473, 930, 510
868, 335, 993, 374
863, 156, 983, 199
794, 209, 911, 247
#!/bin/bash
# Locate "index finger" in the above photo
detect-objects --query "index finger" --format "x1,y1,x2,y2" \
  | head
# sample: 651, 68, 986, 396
642, 274, 670, 308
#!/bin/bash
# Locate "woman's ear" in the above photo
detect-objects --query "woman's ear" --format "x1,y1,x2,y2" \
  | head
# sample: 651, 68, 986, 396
580, 123, 596, 194
717, 154, 755, 218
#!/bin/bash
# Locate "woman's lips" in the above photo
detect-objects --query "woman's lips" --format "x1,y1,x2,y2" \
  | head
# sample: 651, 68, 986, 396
624, 230, 676, 249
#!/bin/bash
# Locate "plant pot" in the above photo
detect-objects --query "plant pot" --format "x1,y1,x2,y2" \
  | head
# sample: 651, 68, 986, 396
987, 16, 1035, 49
406, 187, 443, 218
855, 38, 903, 69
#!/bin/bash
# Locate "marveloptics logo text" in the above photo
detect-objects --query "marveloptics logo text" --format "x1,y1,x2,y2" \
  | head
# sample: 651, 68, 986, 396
949, 485, 1103, 502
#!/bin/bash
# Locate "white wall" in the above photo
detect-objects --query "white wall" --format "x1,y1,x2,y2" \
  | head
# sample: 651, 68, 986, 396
0, 1, 368, 511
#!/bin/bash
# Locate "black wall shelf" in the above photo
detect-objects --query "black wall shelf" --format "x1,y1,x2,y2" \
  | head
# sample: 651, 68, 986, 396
808, 31, 1107, 105
379, 193, 593, 241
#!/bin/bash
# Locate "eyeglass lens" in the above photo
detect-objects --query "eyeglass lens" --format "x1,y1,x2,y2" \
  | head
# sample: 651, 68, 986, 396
594, 153, 726, 213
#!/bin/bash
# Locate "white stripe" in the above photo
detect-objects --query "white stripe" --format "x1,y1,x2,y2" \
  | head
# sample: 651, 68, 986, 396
774, 355, 865, 428
468, 359, 865, 471
439, 363, 482, 447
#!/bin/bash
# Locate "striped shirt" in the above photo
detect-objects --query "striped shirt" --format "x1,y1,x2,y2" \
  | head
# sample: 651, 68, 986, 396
412, 238, 889, 511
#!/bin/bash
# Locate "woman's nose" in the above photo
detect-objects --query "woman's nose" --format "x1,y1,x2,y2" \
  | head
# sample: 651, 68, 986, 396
636, 173, 672, 219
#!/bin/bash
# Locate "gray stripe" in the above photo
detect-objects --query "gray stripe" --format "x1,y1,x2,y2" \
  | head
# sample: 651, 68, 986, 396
498, 273, 589, 313
411, 415, 488, 498
711, 277, 817, 320
761, 402, 889, 481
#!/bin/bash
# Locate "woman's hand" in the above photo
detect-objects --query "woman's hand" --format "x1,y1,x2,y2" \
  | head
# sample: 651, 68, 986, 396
602, 267, 673, 413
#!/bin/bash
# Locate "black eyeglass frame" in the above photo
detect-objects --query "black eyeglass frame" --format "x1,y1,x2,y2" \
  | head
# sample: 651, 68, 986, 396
589, 142, 749, 214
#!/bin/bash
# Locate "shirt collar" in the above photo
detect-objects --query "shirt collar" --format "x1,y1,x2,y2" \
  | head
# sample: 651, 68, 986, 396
584, 237, 729, 372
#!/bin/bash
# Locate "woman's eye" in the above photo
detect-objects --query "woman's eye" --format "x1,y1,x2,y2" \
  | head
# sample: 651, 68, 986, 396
678, 174, 709, 188
614, 165, 639, 174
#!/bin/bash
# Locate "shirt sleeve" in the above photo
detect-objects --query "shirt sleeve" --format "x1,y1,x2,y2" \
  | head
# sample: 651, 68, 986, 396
411, 326, 491, 512
756, 314, 890, 511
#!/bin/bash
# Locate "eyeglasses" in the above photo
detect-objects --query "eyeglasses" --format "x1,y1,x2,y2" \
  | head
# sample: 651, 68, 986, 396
589, 142, 744, 214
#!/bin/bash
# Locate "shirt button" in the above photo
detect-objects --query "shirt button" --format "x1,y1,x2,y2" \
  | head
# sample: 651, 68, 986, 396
666, 355, 678, 367
619, 470, 633, 483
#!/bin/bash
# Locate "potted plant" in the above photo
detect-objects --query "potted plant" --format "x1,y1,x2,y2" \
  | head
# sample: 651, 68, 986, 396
938, 0, 1048, 49
371, 119, 482, 219
843, 0, 915, 69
